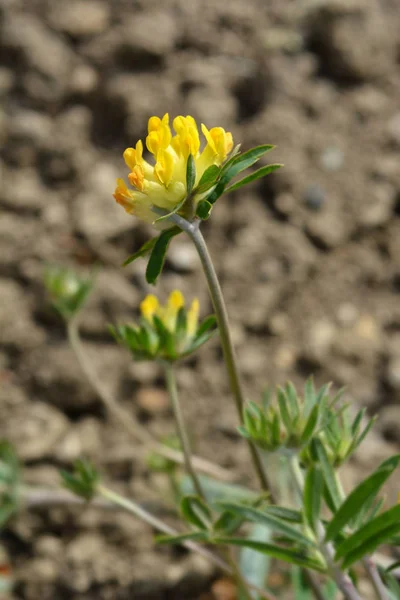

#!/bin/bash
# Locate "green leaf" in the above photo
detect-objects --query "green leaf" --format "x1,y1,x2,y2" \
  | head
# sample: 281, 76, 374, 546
213, 510, 244, 535
264, 506, 303, 524
216, 502, 317, 548
180, 495, 212, 531
214, 537, 326, 572
186, 154, 196, 195
311, 438, 342, 511
378, 568, 400, 600
239, 523, 272, 599
0, 501, 16, 526
342, 521, 400, 569
300, 404, 320, 445
325, 455, 400, 542
152, 315, 176, 358
179, 474, 259, 506
303, 466, 323, 532
335, 503, 400, 563
303, 377, 316, 417
145, 227, 181, 284
196, 200, 213, 219
221, 145, 275, 183
122, 237, 158, 266
156, 531, 209, 545
291, 569, 338, 600
195, 315, 217, 338
277, 388, 292, 431
195, 165, 220, 193
226, 164, 283, 193
153, 197, 188, 224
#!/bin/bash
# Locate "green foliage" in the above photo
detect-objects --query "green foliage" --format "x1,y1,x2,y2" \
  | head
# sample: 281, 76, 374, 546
239, 523, 272, 599
44, 265, 95, 321
0, 442, 20, 527
110, 310, 217, 362
145, 227, 181, 284
60, 459, 99, 501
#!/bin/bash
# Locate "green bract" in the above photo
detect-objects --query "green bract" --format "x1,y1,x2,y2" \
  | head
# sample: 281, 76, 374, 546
110, 290, 217, 362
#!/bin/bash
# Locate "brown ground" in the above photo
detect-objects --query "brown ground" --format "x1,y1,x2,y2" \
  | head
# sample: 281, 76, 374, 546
1, 0, 400, 598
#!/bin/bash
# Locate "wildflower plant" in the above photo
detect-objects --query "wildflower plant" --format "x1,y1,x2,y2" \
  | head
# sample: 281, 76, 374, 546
2, 113, 400, 600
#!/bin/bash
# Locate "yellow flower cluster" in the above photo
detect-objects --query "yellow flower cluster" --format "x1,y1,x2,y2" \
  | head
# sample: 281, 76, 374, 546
140, 290, 199, 339
114, 114, 233, 225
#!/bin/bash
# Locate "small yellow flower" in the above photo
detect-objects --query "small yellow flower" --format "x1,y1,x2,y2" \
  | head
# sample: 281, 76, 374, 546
113, 114, 233, 226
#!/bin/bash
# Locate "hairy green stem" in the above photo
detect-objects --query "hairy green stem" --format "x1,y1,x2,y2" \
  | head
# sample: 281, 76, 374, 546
67, 318, 231, 482
167, 214, 273, 495
163, 362, 205, 500
363, 558, 390, 600
288, 457, 362, 600
98, 485, 277, 600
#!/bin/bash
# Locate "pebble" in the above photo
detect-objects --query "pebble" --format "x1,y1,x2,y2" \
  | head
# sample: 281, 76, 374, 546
136, 387, 170, 415
303, 184, 326, 211
49, 1, 111, 38
386, 356, 400, 391
320, 145, 344, 172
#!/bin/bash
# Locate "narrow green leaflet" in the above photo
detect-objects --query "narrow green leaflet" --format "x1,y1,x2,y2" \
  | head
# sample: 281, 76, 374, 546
335, 504, 400, 562
239, 523, 272, 599
220, 145, 275, 182
300, 405, 320, 445
291, 568, 337, 600
195, 164, 220, 193
311, 438, 342, 511
156, 531, 209, 545
179, 474, 259, 505
325, 455, 400, 542
214, 537, 326, 572
180, 495, 212, 531
145, 227, 181, 284
122, 236, 158, 266
153, 197, 187, 224
226, 163, 282, 192
303, 466, 323, 532
216, 502, 317, 548
195, 315, 217, 338
196, 200, 213, 219
186, 154, 196, 195
341, 522, 400, 569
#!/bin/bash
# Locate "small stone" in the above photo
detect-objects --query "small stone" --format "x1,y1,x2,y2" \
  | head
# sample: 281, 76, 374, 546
386, 112, 400, 146
122, 11, 179, 57
211, 578, 237, 600
386, 357, 400, 391
306, 319, 336, 358
136, 387, 169, 415
336, 303, 359, 327
274, 345, 297, 369
320, 145, 344, 172
303, 184, 326, 211
69, 63, 99, 95
49, 1, 111, 38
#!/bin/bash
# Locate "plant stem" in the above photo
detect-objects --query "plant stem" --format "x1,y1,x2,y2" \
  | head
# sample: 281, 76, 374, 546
67, 318, 231, 482
363, 558, 390, 600
288, 456, 362, 600
163, 362, 205, 500
98, 485, 277, 600
167, 214, 273, 496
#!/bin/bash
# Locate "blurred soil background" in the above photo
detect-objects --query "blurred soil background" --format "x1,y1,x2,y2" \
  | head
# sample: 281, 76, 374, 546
1, 0, 400, 598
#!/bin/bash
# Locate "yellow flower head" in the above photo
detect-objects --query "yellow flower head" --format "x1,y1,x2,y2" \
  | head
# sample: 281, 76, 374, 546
113, 114, 233, 226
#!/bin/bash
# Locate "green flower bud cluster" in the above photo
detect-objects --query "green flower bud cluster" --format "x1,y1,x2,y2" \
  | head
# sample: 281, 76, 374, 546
110, 290, 217, 362
44, 265, 95, 321
239, 380, 375, 464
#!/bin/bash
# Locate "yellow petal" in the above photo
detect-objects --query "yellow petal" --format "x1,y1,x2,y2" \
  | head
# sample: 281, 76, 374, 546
113, 178, 134, 213
140, 294, 159, 320
154, 148, 175, 187
187, 298, 199, 337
